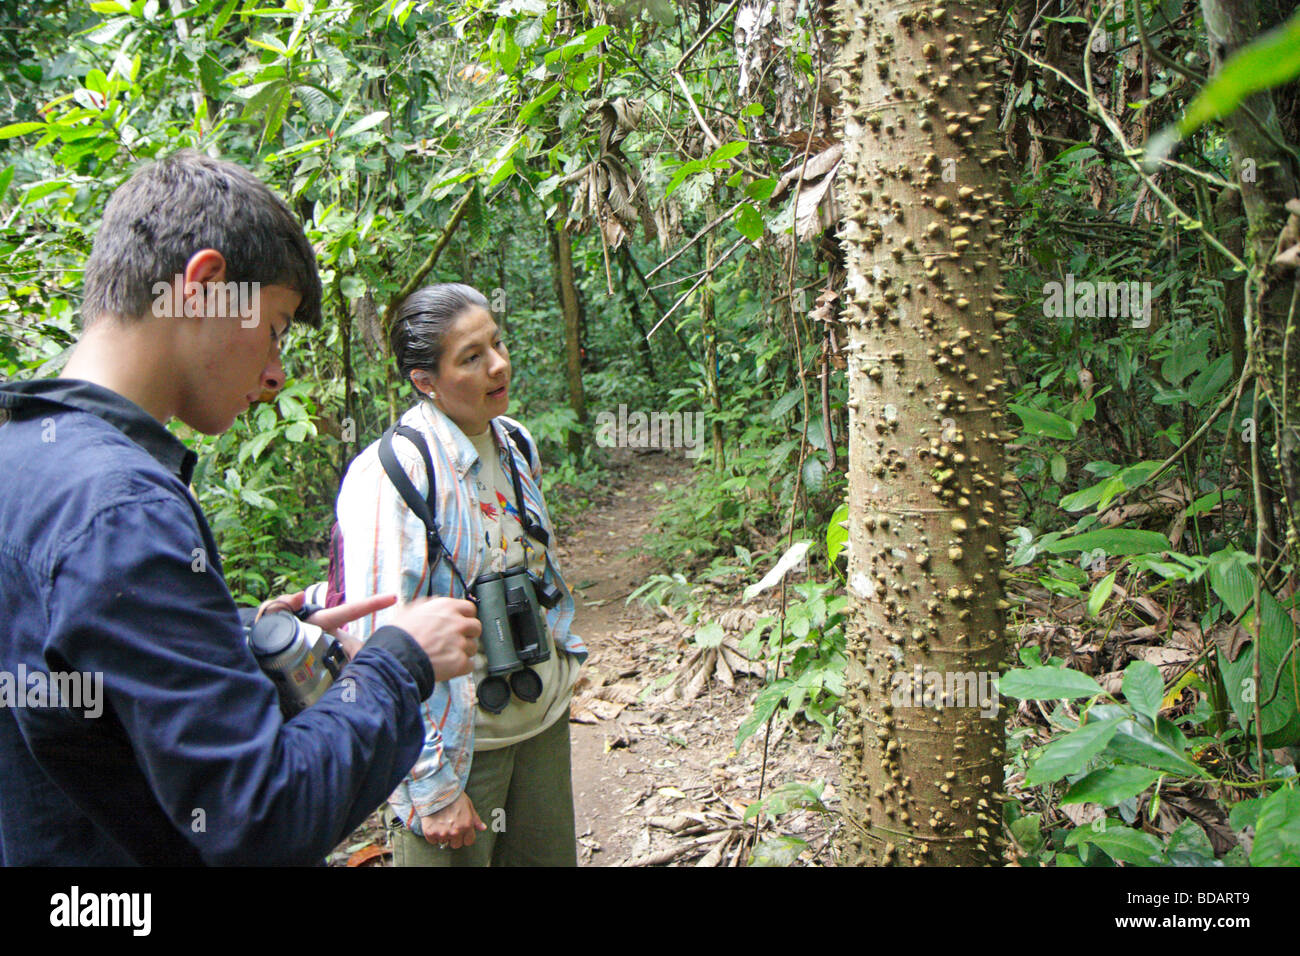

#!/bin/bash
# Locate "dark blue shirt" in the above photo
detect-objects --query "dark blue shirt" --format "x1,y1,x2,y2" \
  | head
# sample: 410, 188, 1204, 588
0, 379, 433, 865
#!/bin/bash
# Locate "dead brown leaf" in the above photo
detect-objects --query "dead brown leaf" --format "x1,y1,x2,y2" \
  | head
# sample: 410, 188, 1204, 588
346, 844, 389, 867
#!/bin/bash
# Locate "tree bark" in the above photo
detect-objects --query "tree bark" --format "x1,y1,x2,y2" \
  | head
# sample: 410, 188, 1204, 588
833, 0, 1009, 865
703, 224, 725, 466
620, 255, 659, 380
551, 195, 588, 456
1201, 0, 1300, 547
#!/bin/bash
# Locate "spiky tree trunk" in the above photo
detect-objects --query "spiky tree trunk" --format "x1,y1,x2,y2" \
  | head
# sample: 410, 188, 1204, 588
833, 0, 1010, 866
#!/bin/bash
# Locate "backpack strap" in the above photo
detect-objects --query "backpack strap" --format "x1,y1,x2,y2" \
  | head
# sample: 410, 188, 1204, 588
378, 423, 470, 597
503, 422, 535, 472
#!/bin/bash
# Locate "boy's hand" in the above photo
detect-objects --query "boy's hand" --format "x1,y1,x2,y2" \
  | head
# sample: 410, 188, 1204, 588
261, 590, 397, 659
389, 598, 480, 682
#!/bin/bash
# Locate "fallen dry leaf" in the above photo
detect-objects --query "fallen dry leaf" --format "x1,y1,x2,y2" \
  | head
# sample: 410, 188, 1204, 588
346, 844, 390, 867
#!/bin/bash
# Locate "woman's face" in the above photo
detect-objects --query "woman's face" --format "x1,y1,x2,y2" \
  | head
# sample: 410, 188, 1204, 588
422, 305, 510, 436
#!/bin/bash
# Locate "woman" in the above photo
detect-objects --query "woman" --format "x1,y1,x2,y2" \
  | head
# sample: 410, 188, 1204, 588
337, 283, 585, 866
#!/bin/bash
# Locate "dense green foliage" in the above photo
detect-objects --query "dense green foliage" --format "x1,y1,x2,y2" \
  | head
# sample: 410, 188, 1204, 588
3, 0, 1299, 864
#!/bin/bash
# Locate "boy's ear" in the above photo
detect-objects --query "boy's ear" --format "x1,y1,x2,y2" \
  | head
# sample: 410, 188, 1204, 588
179, 249, 227, 317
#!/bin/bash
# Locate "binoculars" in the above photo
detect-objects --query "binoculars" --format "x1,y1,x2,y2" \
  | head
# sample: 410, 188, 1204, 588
244, 607, 348, 717
472, 567, 562, 714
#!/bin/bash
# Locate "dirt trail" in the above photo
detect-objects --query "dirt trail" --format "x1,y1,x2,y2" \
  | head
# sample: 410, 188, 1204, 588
331, 446, 837, 867
554, 448, 838, 866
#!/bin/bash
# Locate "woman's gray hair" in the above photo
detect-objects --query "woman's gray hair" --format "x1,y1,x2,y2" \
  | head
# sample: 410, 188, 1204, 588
389, 283, 490, 387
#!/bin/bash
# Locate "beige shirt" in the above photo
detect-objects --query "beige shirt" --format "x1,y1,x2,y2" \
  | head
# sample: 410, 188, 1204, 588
467, 429, 579, 749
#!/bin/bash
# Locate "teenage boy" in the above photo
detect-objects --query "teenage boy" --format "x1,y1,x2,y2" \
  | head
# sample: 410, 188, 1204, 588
0, 149, 480, 865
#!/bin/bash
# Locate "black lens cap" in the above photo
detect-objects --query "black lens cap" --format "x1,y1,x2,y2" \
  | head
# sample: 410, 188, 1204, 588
510, 667, 542, 703
247, 612, 298, 658
477, 676, 511, 714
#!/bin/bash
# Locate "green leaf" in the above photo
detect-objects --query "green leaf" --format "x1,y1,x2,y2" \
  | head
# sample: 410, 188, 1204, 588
770, 388, 803, 418
736, 680, 790, 747
1228, 796, 1265, 831
1087, 570, 1116, 618
802, 457, 825, 493
748, 835, 806, 866
735, 202, 763, 240
1042, 528, 1170, 557
518, 83, 560, 124
1209, 550, 1300, 745
1185, 487, 1241, 518
1062, 766, 1162, 806
745, 177, 777, 202
339, 111, 389, 139
1102, 716, 1207, 777
1187, 353, 1233, 406
1000, 666, 1103, 700
84, 69, 109, 96
1025, 717, 1125, 785
1008, 812, 1044, 854
551, 24, 611, 61
1250, 788, 1300, 866
339, 276, 365, 299
22, 180, 71, 205
707, 141, 746, 165
487, 158, 516, 189
1176, 10, 1300, 140
1165, 819, 1219, 865
1122, 660, 1163, 722
1060, 476, 1122, 512
1050, 453, 1067, 483
1066, 823, 1164, 865
238, 430, 275, 463
826, 502, 848, 566
694, 620, 725, 649
664, 158, 706, 198
1009, 403, 1077, 440
0, 122, 47, 140
260, 86, 291, 148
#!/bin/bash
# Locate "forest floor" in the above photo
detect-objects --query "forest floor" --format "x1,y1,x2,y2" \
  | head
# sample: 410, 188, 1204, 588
329, 446, 839, 867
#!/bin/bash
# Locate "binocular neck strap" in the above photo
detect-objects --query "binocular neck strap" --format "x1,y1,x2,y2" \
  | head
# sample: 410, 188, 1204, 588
378, 424, 472, 599
501, 425, 550, 550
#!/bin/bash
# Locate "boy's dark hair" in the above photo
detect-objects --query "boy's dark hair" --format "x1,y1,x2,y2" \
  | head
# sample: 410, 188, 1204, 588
81, 149, 322, 327
389, 283, 490, 387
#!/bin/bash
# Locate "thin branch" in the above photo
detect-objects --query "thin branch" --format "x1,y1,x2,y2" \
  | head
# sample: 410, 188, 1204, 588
383, 187, 476, 330
672, 69, 722, 150
646, 199, 744, 279
647, 237, 745, 338
673, 0, 741, 72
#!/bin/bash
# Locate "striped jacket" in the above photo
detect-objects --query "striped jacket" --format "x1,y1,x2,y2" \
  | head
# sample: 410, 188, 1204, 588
336, 398, 585, 825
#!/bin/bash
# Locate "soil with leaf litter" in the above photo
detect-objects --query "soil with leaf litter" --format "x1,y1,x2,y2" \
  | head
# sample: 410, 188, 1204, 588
329, 446, 839, 867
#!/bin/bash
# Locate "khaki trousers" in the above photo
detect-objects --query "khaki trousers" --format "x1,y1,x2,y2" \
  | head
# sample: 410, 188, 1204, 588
388, 715, 577, 867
